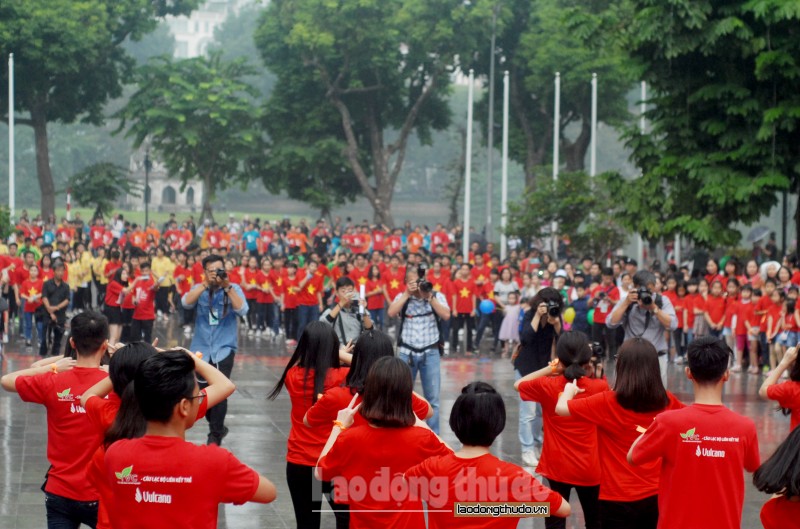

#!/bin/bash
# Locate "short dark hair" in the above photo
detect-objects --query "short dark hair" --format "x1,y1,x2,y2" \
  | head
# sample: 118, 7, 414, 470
359, 357, 415, 428
753, 425, 800, 496
108, 342, 158, 397
449, 382, 505, 447
70, 311, 109, 356
555, 331, 593, 381
202, 254, 224, 270
134, 351, 196, 423
336, 276, 355, 290
601, 267, 613, 276
687, 336, 731, 384
344, 330, 394, 394
632, 270, 656, 288
614, 338, 669, 412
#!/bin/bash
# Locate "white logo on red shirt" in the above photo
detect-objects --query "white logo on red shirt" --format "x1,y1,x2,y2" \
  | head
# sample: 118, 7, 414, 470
135, 488, 172, 504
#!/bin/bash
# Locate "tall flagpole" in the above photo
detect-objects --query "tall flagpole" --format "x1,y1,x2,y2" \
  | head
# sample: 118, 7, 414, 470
590, 73, 597, 178
500, 71, 509, 261
637, 81, 646, 266
551, 72, 560, 257
462, 69, 475, 260
8, 53, 15, 222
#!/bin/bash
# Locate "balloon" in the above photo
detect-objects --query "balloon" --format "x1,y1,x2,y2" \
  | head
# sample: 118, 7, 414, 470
563, 307, 576, 324
479, 299, 495, 314
587, 309, 595, 326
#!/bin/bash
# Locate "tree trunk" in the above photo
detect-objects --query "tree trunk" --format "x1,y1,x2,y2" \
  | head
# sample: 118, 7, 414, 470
372, 193, 395, 227
30, 100, 56, 220
447, 126, 467, 228
201, 172, 214, 223
563, 117, 591, 172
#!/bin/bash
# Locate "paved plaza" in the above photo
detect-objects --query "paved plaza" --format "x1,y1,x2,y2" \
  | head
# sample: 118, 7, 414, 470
0, 318, 788, 528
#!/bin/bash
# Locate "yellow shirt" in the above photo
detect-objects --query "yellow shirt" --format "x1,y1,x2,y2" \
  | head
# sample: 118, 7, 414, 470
151, 256, 176, 287
92, 257, 109, 285
67, 262, 82, 290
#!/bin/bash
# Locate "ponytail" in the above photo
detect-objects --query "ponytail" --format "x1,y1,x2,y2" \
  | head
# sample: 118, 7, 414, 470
556, 331, 593, 381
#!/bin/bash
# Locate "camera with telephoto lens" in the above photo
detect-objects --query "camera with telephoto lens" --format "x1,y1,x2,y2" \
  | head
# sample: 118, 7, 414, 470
637, 286, 653, 306
546, 300, 561, 317
417, 264, 433, 294
215, 269, 228, 282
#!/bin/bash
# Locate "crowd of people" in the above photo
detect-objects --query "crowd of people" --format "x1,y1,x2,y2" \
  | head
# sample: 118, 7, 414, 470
0, 210, 799, 529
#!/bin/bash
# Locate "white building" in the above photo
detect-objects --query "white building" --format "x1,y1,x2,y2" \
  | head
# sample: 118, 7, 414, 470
166, 0, 254, 58
125, 149, 204, 214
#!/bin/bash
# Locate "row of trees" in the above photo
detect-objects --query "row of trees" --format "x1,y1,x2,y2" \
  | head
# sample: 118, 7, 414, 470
2, 0, 799, 253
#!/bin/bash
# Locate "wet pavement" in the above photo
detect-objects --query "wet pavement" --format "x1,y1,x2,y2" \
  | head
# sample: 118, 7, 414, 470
0, 317, 788, 528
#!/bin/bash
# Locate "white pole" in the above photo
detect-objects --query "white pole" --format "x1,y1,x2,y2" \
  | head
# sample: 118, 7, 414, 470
8, 53, 14, 222
675, 234, 681, 266
636, 81, 646, 266
66, 188, 71, 221
590, 73, 597, 178
500, 70, 509, 261
462, 69, 474, 261
486, 6, 497, 242
551, 72, 560, 257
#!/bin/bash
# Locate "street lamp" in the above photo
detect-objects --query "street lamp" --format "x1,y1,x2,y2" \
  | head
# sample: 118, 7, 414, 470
144, 149, 152, 227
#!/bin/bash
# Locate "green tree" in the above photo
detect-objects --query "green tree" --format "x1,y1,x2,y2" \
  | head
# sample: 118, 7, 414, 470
615, 0, 800, 247
507, 171, 627, 258
0, 0, 198, 219
255, 0, 496, 226
481, 0, 634, 190
116, 53, 263, 222
69, 163, 139, 220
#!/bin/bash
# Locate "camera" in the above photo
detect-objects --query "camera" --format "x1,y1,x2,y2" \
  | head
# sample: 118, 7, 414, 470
215, 269, 228, 282
637, 286, 653, 306
597, 291, 607, 299
417, 264, 433, 294
590, 341, 604, 357
546, 300, 561, 317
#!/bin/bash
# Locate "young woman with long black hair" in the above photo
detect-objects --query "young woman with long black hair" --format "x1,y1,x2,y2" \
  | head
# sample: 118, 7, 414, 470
753, 425, 800, 528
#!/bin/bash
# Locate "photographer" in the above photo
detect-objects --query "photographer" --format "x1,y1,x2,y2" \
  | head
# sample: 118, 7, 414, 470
181, 254, 247, 446
320, 276, 374, 345
607, 270, 677, 384
387, 264, 450, 433
513, 287, 563, 468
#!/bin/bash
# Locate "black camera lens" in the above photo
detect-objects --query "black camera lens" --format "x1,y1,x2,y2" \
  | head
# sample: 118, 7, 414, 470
547, 300, 560, 317
216, 269, 228, 281
638, 287, 652, 306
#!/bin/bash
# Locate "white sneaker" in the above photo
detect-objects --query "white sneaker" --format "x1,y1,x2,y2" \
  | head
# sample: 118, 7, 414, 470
247, 329, 255, 336
255, 330, 262, 338
183, 325, 192, 335
521, 451, 539, 467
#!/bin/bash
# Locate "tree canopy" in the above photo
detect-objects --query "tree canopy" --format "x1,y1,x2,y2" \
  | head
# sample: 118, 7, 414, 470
69, 163, 139, 220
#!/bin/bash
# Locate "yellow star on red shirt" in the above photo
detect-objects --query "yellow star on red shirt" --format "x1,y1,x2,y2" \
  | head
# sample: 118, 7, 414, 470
28, 287, 38, 296
249, 279, 256, 285
186, 276, 194, 285
262, 282, 271, 290
477, 275, 485, 282
277, 278, 283, 286
460, 288, 471, 298
390, 279, 400, 289
433, 284, 442, 292
358, 277, 367, 285
307, 285, 316, 295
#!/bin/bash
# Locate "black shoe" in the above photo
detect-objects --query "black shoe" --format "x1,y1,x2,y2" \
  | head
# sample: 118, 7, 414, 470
207, 426, 230, 446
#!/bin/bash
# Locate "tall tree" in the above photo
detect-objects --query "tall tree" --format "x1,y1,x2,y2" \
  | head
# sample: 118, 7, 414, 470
69, 163, 139, 220
0, 0, 198, 219
482, 0, 634, 189
612, 0, 800, 247
255, 0, 495, 226
116, 53, 263, 221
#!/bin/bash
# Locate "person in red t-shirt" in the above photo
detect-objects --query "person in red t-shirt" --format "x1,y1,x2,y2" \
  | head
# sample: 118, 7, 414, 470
590, 268, 620, 359
766, 290, 788, 371
295, 261, 326, 340
514, 331, 608, 529
722, 279, 741, 368
21, 264, 44, 347
256, 259, 278, 338
451, 263, 477, 356
629, 336, 760, 529
105, 351, 276, 529
556, 338, 684, 529
317, 356, 451, 529
269, 321, 351, 529
131, 261, 163, 344
753, 424, 800, 529
734, 285, 758, 373
241, 256, 261, 334
363, 265, 387, 330
703, 280, 726, 337
760, 346, 800, 431
407, 381, 570, 529
1, 312, 110, 528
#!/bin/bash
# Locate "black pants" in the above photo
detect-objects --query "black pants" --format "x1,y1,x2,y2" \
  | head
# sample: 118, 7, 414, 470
44, 491, 98, 529
591, 323, 618, 359
198, 352, 235, 440
246, 298, 257, 329
130, 319, 154, 343
284, 308, 297, 339
285, 462, 349, 529
76, 286, 91, 310
600, 496, 658, 529
95, 283, 106, 309
545, 479, 600, 529
451, 313, 474, 353
155, 287, 171, 315
39, 320, 64, 357
120, 308, 134, 343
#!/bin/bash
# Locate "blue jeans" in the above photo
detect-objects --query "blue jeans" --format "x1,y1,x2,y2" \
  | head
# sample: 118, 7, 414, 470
296, 304, 321, 341
44, 491, 98, 529
398, 347, 440, 434
515, 369, 542, 452
369, 308, 385, 330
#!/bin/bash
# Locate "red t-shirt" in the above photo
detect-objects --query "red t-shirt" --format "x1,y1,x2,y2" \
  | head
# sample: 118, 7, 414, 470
387, 235, 403, 254
349, 266, 369, 289
256, 271, 275, 304
269, 268, 286, 298
735, 300, 754, 335
704, 295, 726, 326
767, 381, 800, 431
428, 273, 451, 299
430, 231, 450, 251
407, 233, 424, 254
761, 496, 800, 529
590, 284, 619, 325
724, 297, 739, 328
241, 268, 260, 300
451, 278, 476, 315
21, 278, 44, 312
383, 268, 406, 301
319, 425, 451, 529
16, 367, 108, 501
364, 279, 385, 310
297, 269, 326, 307
519, 376, 609, 485
630, 404, 760, 529
104, 435, 258, 529
133, 278, 156, 320
567, 390, 684, 501
306, 385, 429, 430
90, 226, 105, 249
285, 366, 349, 466
282, 275, 301, 309
470, 265, 491, 287
173, 265, 193, 296
406, 452, 564, 529
105, 280, 124, 308
371, 230, 387, 252
768, 304, 784, 335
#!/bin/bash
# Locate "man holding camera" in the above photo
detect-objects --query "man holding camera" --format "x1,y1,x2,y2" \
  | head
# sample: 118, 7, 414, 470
181, 254, 247, 445
320, 276, 374, 345
387, 265, 450, 434
590, 267, 620, 359
607, 270, 677, 383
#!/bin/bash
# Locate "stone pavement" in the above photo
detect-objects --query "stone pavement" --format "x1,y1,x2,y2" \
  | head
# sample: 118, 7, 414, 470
0, 318, 788, 528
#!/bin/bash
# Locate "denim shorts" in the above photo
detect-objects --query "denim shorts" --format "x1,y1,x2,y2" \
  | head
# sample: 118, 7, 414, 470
777, 331, 798, 347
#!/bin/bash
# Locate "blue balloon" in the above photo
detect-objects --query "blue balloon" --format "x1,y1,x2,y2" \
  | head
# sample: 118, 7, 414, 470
479, 299, 495, 314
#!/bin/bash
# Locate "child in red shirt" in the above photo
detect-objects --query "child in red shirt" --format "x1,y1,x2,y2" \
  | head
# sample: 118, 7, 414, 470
734, 285, 758, 374
753, 422, 800, 529
759, 346, 800, 431
131, 261, 162, 344
407, 381, 570, 529
1, 312, 110, 528
105, 351, 276, 529
629, 336, 760, 529
451, 263, 477, 356
766, 290, 788, 372
21, 264, 44, 347
514, 331, 609, 529
704, 280, 726, 338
